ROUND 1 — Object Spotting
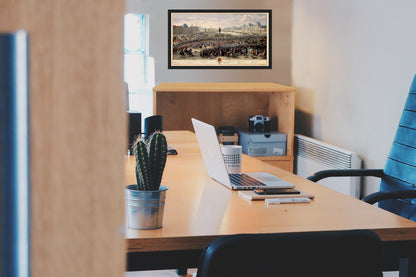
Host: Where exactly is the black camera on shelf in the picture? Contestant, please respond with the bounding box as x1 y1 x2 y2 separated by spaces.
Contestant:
248 115 271 133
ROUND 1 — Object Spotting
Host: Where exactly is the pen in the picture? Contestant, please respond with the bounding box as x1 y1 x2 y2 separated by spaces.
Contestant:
265 198 311 205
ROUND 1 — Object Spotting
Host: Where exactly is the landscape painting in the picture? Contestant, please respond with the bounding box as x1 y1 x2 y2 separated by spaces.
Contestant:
168 10 272 69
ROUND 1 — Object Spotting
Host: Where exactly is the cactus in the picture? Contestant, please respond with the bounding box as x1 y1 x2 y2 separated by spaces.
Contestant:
133 132 168 190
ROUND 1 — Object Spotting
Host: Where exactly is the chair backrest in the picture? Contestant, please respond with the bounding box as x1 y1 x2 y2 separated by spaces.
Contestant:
196 230 382 277
380 74 416 220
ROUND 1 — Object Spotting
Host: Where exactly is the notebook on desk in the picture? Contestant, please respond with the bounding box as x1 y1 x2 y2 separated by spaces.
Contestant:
191 118 295 190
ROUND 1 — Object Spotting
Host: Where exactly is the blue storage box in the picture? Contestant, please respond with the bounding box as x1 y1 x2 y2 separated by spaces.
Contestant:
238 130 287 156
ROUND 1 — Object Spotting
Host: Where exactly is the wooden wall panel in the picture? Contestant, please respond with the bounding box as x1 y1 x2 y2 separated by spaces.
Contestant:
155 91 272 131
153 83 295 172
1 1 126 276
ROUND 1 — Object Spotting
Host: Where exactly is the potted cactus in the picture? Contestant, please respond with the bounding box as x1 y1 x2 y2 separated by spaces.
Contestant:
125 132 168 230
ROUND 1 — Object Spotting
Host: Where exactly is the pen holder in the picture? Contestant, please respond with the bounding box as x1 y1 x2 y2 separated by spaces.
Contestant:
125 185 168 230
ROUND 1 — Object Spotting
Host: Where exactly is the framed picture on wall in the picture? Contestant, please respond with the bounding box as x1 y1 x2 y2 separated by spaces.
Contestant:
168 9 272 69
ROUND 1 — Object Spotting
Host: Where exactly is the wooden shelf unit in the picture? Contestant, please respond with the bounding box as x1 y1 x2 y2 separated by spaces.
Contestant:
153 82 295 172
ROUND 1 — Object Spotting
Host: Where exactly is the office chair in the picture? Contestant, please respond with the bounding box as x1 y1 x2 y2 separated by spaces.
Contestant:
308 74 416 221
196 230 382 277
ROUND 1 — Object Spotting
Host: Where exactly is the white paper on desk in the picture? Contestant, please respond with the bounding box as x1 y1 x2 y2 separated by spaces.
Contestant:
238 190 315 201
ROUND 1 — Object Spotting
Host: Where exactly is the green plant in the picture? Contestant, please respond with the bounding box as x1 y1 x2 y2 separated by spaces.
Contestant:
133 132 168 190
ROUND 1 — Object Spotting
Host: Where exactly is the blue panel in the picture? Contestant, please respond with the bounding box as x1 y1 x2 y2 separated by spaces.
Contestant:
399 109 416 129
379 176 416 221
388 142 416 167
378 197 416 221
404 93 416 111
384 158 416 184
0 31 30 277
394 126 416 148
381 74 416 220
410 74 416 93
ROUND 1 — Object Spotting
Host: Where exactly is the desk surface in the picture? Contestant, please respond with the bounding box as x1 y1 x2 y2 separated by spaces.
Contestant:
125 131 416 253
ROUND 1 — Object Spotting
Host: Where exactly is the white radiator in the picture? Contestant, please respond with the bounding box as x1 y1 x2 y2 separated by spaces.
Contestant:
294 135 362 198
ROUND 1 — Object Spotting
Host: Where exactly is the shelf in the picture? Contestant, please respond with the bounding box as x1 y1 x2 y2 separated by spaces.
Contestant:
153 82 295 172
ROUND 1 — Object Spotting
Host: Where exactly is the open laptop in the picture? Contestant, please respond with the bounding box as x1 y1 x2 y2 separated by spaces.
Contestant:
191 118 295 190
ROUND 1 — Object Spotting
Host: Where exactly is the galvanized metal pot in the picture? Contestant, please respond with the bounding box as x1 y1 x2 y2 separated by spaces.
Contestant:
125 185 168 230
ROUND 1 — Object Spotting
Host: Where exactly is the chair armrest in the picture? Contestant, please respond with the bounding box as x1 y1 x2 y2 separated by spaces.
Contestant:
363 190 416 205
307 169 385 182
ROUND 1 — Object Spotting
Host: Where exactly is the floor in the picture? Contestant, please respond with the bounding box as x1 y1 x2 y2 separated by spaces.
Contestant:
384 272 399 277
125 269 397 277
125 269 197 277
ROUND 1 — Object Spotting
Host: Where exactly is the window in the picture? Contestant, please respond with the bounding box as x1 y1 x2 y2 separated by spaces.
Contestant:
124 13 154 120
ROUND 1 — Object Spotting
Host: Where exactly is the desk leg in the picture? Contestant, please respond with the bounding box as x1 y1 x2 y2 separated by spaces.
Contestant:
399 257 416 277
127 250 201 271
176 268 187 275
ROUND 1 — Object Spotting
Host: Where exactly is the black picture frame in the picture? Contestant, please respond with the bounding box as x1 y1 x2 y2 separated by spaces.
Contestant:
168 9 272 69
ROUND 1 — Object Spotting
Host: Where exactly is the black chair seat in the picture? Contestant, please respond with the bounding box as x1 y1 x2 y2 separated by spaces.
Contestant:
197 230 382 277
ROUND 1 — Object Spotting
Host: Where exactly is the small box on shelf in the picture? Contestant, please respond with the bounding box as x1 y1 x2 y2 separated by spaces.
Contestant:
238 130 287 157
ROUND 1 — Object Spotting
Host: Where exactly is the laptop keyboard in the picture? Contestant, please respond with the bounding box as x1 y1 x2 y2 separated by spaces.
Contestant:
229 173 266 189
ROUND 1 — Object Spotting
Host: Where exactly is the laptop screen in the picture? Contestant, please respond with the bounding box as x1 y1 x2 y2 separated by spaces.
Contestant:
191 118 232 187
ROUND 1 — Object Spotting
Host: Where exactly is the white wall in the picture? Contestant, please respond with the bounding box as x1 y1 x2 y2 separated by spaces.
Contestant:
127 0 416 196
292 0 416 195
126 0 293 85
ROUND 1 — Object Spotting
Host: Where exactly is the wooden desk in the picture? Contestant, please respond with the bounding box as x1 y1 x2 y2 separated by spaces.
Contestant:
125 131 416 273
